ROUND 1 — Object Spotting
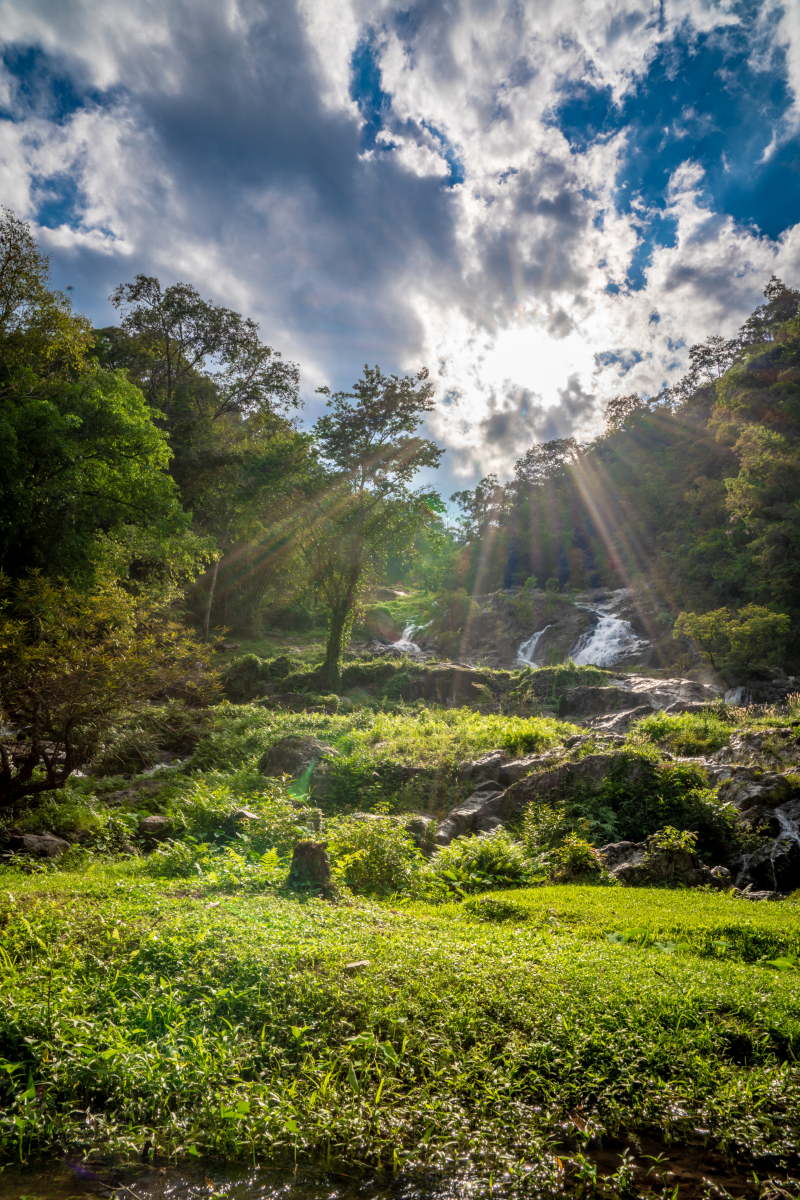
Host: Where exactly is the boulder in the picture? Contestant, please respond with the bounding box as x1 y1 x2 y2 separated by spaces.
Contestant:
595 835 731 889
436 752 631 846
714 767 799 811
732 799 800 893
259 735 338 779
288 839 331 888
137 815 172 840
455 749 562 788
615 675 722 710
4 832 71 859
588 705 652 734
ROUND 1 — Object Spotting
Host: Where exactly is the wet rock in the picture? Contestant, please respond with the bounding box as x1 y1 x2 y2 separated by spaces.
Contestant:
288 839 331 888
4 832 71 859
137 815 172 840
259 735 338 779
732 800 800 892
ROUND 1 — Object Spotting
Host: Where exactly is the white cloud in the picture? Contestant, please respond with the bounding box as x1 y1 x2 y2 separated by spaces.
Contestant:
0 0 799 494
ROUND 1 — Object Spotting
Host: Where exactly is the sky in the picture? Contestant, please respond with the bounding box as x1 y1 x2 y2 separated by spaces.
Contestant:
2 0 800 500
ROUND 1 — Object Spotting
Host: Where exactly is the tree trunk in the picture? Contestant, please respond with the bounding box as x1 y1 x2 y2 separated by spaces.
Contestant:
203 556 220 641
203 522 231 640
319 607 349 692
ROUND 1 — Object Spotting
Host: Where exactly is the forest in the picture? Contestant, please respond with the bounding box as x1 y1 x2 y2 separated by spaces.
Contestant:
1 207 799 1198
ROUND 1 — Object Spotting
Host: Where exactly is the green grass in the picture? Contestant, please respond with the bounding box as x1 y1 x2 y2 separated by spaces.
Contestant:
1 868 798 1179
629 710 733 756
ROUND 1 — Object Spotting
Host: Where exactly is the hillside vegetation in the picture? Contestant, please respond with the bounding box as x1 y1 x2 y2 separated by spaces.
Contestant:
1 211 800 1196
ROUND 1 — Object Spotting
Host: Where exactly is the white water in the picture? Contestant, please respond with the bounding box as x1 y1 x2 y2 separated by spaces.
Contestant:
569 590 650 667
516 625 552 667
393 622 423 654
515 589 650 669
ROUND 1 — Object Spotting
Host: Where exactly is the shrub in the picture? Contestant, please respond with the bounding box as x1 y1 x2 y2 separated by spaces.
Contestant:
430 830 535 893
326 814 423 894
549 834 602 882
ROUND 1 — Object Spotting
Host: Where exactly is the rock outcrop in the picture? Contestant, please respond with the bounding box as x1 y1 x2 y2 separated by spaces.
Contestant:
436 752 632 846
596 837 731 888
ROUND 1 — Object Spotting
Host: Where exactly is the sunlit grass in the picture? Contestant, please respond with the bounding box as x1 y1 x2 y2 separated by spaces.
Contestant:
0 870 798 1173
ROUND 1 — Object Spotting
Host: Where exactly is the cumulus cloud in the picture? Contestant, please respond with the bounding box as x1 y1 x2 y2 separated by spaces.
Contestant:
1 0 799 497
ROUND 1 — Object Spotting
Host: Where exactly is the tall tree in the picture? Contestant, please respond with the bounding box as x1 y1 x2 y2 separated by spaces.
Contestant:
0 211 188 583
297 365 444 690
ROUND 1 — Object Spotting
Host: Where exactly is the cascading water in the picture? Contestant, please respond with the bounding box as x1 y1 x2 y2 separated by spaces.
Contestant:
516 625 552 667
393 622 423 654
570 591 649 667
514 589 650 669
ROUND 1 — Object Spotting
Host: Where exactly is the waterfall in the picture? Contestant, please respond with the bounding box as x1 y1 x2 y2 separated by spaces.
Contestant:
394 622 423 653
571 591 649 667
517 625 552 667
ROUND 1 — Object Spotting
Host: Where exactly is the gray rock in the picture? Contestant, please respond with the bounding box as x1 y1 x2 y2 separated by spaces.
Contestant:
662 700 714 716
137 815 172 839
456 751 510 784
5 832 71 858
615 675 722 710
732 800 800 892
711 727 800 770
588 705 652 734
595 835 730 889
436 752 634 846
259 735 338 779
716 767 799 811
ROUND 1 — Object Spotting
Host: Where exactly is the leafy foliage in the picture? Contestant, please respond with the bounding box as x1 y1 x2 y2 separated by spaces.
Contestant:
0 573 217 806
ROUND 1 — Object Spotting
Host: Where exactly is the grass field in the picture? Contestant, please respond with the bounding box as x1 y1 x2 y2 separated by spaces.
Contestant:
1 865 798 1191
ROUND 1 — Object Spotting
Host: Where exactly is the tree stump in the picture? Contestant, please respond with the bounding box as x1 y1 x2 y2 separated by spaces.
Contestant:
288 839 331 888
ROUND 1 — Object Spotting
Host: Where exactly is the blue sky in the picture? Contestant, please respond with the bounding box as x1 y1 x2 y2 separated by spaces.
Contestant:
1 0 799 496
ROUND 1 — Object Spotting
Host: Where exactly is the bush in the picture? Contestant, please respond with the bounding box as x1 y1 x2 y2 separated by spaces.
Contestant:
326 814 423 894
549 834 603 882
430 830 536 893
